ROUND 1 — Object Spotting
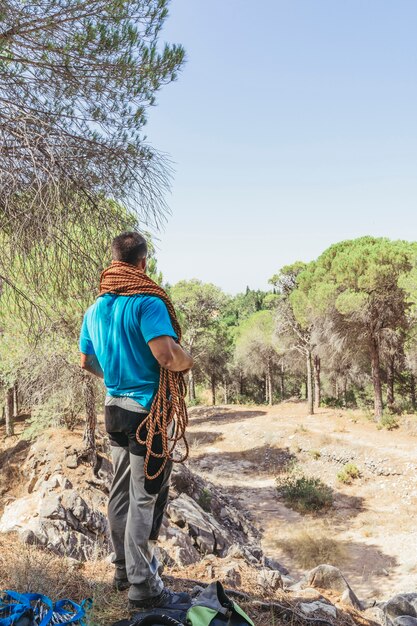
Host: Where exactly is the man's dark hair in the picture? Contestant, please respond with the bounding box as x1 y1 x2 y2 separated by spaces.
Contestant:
111 231 148 265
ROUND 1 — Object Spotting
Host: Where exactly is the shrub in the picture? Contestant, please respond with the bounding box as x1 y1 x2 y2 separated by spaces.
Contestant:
276 475 333 512
198 487 212 512
278 529 347 568
309 449 321 460
377 414 399 431
321 396 344 408
337 462 360 484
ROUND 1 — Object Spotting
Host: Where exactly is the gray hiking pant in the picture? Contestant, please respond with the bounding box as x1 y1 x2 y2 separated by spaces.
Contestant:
108 437 172 601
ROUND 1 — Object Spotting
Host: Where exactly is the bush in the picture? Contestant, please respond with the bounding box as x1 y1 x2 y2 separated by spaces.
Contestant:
198 487 212 512
278 529 347 569
321 396 344 408
276 475 333 513
377 414 399 431
337 462 360 484
309 449 321 460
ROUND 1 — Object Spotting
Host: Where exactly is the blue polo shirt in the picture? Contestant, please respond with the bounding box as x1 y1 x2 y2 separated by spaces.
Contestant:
79 294 177 410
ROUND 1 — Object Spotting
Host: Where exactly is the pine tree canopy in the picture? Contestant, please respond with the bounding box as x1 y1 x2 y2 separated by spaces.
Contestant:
0 0 185 248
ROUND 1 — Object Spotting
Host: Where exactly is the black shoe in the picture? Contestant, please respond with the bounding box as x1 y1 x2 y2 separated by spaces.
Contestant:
128 588 191 611
113 575 130 591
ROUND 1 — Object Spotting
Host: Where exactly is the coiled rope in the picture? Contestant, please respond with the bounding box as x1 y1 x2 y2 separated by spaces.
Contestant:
99 261 189 479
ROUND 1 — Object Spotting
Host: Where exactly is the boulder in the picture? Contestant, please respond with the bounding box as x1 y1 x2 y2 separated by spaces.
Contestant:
382 594 417 626
0 486 109 562
167 493 233 556
298 565 363 610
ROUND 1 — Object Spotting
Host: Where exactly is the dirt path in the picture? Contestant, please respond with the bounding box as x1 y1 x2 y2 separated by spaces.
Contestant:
187 403 417 601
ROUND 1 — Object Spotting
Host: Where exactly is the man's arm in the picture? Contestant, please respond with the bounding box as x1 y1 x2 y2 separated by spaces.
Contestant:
148 336 193 372
80 353 104 379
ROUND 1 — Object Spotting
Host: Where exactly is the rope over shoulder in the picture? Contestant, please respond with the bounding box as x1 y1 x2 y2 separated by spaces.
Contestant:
99 261 189 480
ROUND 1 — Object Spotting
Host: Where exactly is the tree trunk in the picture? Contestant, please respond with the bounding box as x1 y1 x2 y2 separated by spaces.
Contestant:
313 355 321 410
265 374 268 404
188 369 196 402
211 374 216 406
239 371 244 397
386 356 395 410
334 378 339 399
306 350 314 415
279 360 285 401
5 387 14 437
223 377 228 405
370 337 383 420
267 360 273 406
343 377 348 408
410 374 416 411
13 382 19 419
82 373 97 461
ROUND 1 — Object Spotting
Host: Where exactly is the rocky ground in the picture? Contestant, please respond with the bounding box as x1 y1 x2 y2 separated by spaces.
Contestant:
0 403 416 626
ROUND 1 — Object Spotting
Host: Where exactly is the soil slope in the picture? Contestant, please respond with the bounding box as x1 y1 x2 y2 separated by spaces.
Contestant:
187 402 417 600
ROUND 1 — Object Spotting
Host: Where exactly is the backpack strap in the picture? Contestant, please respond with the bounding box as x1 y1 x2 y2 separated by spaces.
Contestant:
134 616 185 626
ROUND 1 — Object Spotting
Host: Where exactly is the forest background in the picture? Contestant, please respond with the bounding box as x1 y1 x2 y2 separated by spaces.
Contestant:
1 0 417 453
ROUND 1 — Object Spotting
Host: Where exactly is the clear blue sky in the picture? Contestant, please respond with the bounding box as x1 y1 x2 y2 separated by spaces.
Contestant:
146 0 417 294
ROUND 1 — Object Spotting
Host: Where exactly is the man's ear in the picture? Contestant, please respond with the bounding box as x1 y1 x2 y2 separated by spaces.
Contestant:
140 257 147 271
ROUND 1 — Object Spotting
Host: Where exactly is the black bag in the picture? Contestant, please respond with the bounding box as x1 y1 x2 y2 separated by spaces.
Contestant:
114 582 254 626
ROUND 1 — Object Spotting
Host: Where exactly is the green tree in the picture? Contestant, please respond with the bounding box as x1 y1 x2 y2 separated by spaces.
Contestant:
170 280 228 402
291 237 415 420
270 263 316 413
0 203 149 456
235 310 283 405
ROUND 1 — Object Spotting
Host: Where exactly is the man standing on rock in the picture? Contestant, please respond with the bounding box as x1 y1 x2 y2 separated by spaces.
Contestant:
79 231 193 610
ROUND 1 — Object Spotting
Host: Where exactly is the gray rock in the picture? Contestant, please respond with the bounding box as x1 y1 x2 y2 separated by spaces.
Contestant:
160 525 200 566
301 565 363 610
1 481 110 562
223 566 242 588
393 619 417 626
167 493 233 556
227 544 246 559
382 594 417 626
19 529 37 545
39 495 65 520
257 568 283 591
65 455 78 469
263 555 290 575
299 601 337 619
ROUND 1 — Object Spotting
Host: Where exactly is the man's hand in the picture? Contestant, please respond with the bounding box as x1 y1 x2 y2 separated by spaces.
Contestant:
148 336 193 372
80 353 104 379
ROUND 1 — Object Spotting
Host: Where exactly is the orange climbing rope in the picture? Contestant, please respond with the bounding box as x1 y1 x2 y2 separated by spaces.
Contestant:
99 261 189 479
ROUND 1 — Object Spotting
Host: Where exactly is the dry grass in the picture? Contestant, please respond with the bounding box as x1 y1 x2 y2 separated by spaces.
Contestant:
0 536 286 626
277 528 348 569
0 535 127 626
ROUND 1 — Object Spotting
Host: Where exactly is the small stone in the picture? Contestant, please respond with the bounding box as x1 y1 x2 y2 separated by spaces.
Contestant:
27 474 37 494
65 455 78 469
257 568 283 591
227 544 245 559
263 556 290 575
299 601 337 619
223 566 242 588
